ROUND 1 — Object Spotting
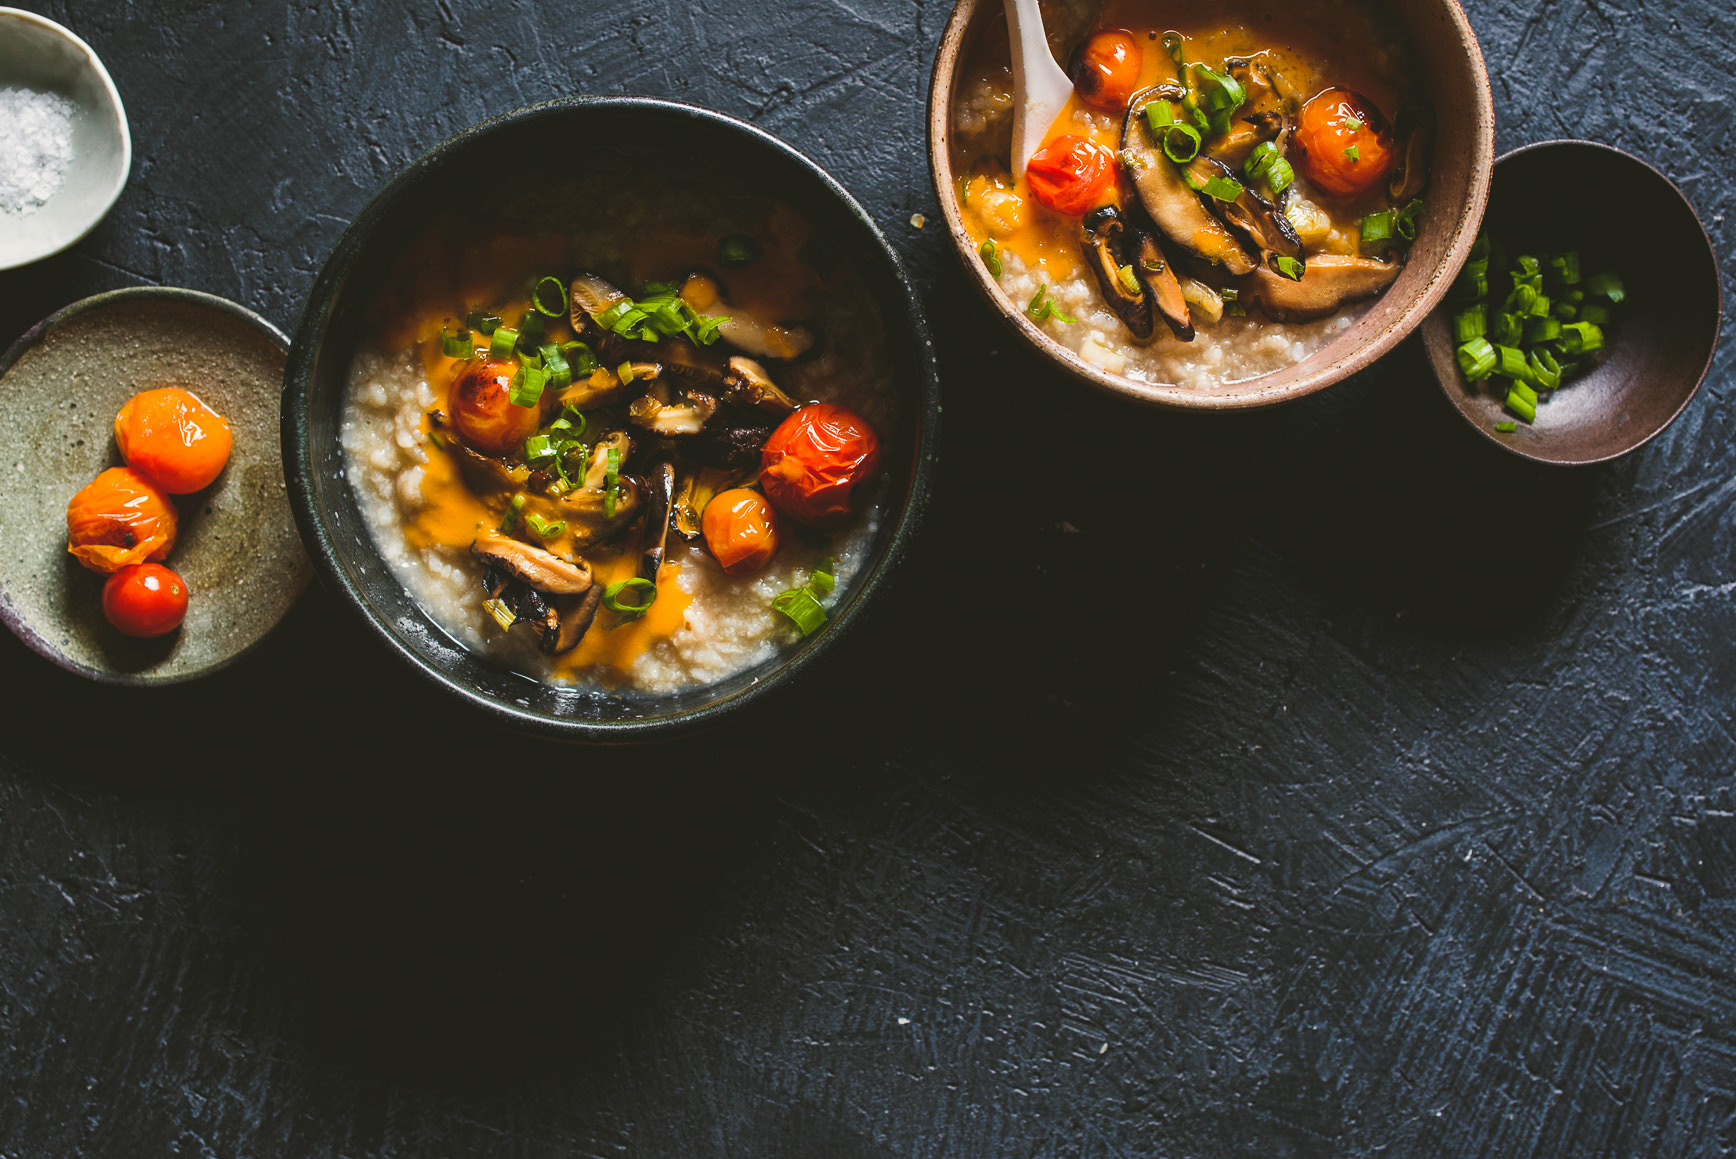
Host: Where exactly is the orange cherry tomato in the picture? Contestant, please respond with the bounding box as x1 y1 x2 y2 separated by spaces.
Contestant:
114 386 232 494
1291 88 1395 198
101 563 189 638
1025 134 1117 216
448 356 540 456
759 403 881 528
702 488 781 575
1070 29 1143 113
66 467 179 574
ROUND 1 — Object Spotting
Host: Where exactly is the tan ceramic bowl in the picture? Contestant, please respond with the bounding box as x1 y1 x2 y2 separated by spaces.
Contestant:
927 0 1495 410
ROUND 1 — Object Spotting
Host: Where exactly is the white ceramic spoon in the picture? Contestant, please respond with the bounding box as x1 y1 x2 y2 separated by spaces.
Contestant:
1004 0 1074 176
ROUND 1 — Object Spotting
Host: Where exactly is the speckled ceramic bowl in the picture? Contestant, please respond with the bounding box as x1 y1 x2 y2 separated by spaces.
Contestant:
1422 140 1721 464
0 8 130 270
284 97 940 743
928 0 1495 410
0 287 312 683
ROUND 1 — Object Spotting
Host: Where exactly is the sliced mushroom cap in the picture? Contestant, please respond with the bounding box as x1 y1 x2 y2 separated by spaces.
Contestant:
1241 254 1401 322
559 363 649 411
672 464 734 541
639 459 675 581
722 356 797 415
628 381 719 436
446 437 530 496
1204 57 1286 168
1387 103 1435 204
471 528 593 595
1122 87 1258 277
1132 227 1195 341
1189 155 1304 265
1080 206 1154 342
581 432 633 491
548 586 603 654
680 273 818 362
569 272 627 335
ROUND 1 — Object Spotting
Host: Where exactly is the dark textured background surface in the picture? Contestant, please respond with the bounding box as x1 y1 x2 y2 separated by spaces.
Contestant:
2 0 1733 1155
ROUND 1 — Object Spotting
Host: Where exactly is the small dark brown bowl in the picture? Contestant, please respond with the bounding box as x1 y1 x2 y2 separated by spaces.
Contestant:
1422 140 1722 464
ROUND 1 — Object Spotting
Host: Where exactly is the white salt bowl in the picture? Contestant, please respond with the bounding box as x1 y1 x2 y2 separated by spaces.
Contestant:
0 8 130 270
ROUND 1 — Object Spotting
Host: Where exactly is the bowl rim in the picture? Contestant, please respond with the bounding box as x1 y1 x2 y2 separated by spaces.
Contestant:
0 6 132 272
1424 137 1724 466
283 95 941 743
925 0 1495 411
0 284 298 685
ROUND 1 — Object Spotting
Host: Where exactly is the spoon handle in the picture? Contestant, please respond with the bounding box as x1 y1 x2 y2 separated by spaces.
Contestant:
1005 0 1074 175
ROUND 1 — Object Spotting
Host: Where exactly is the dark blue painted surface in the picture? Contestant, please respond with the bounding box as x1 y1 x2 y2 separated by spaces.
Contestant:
0 1 1732 1155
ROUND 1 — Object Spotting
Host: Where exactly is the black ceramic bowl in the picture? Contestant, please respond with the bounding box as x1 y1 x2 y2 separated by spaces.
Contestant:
284 98 939 742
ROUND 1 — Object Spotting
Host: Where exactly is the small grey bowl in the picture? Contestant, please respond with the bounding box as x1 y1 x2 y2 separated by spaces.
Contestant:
0 8 131 270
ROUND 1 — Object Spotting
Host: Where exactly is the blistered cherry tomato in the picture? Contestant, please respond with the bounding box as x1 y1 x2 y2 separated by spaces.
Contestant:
114 387 232 494
448 356 540 455
66 467 179 574
702 488 781 575
102 563 189 638
1070 29 1143 113
759 403 881 528
1291 88 1395 198
1025 134 1117 216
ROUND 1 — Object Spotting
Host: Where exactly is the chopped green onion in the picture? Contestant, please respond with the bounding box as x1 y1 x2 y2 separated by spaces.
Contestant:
617 360 637 385
499 493 526 533
427 429 446 450
720 235 761 268
809 557 836 595
1553 300 1579 321
1527 347 1562 391
523 512 565 539
1244 140 1278 180
467 309 502 335
1344 144 1360 161
1163 122 1202 163
1549 251 1581 286
1526 292 1552 319
1455 272 1489 300
1395 199 1423 241
771 587 827 636
524 434 555 463
979 238 1003 279
1201 174 1243 202
1505 382 1538 424
1264 155 1294 196
1456 336 1497 381
1585 271 1625 303
1494 344 1528 380
562 341 599 375
1343 114 1364 133
1495 421 1517 433
483 598 516 631
517 309 547 341
1513 254 1542 284
1453 304 1487 344
540 343 571 389
602 577 657 618
1027 284 1077 324
604 445 620 519
1190 62 1245 136
509 366 546 408
532 276 568 317
489 326 520 359
1491 312 1523 347
1523 318 1562 345
1117 264 1140 294
1560 321 1604 354
1361 211 1395 243
1273 255 1304 281
441 328 472 359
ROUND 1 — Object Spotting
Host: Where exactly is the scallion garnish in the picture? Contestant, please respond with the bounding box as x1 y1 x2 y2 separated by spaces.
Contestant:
500 493 526 534
1117 264 1140 294
1527 347 1562 391
1395 199 1423 241
1453 304 1487 344
1273 255 1304 281
1505 382 1538 424
1201 174 1243 202
532 276 568 317
540 343 571 389
517 309 547 342
1027 284 1077 324
1495 421 1517 433
1560 321 1604 355
1343 144 1360 161
1549 251 1581 286
1457 336 1496 381
1361 211 1395 243
979 238 1003 279
604 445 621 518
1523 317 1562 346
602 577 657 619
441 327 472 359
467 310 502 335
509 365 546 408
1585 272 1625 304
563 341 599 374
1494 344 1527 381
524 434 554 463
770 556 837 636
489 326 519 359
522 512 564 539
720 235 760 268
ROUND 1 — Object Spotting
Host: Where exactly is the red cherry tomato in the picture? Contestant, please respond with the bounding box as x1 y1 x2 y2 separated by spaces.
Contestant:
759 403 881 528
448 356 540 456
1025 134 1117 216
1070 29 1143 113
1291 88 1395 198
102 563 189 638
702 488 781 575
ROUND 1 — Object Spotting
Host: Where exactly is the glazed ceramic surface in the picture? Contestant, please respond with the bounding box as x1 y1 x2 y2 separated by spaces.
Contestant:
0 288 311 683
284 97 940 743
1422 140 1721 464
0 8 130 269
927 0 1495 410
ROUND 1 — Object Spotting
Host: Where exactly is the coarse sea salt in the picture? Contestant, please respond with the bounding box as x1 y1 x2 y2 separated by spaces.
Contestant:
0 86 78 217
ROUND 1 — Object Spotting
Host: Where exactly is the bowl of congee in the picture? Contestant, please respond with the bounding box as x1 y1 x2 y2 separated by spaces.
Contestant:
284 98 938 741
929 0 1494 409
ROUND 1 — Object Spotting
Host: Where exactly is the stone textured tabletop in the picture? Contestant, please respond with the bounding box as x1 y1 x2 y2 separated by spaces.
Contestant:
1 1 1732 1155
